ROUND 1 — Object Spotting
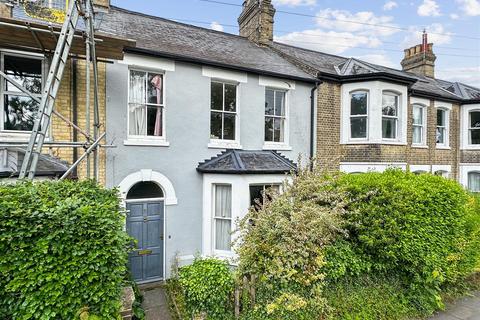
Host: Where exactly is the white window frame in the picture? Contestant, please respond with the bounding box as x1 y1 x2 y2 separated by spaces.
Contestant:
212 184 233 255
412 103 427 147
208 80 241 149
381 91 400 140
249 183 281 210
0 51 45 139
468 110 480 146
340 81 407 145
460 104 480 150
263 87 290 150
125 67 169 147
467 171 480 193
435 101 452 149
349 90 369 141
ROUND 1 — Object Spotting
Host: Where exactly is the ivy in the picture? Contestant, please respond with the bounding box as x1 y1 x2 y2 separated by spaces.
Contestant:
0 180 131 319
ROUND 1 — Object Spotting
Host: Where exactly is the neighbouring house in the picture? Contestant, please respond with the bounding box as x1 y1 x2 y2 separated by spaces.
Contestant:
0 0 133 182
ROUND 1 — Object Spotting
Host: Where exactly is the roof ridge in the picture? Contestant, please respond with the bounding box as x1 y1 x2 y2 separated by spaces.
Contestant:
273 41 348 61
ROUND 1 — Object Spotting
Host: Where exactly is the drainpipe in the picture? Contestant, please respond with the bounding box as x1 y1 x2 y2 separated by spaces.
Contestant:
71 58 78 178
310 80 321 168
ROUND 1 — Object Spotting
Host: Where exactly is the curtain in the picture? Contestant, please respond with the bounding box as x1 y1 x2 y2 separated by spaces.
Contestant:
129 72 146 135
214 185 232 251
151 75 163 136
468 172 480 192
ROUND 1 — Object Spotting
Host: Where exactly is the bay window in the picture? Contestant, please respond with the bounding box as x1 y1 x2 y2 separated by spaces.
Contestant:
265 88 286 143
412 104 426 145
210 81 237 141
213 184 232 251
128 69 164 138
1 53 43 132
382 92 399 139
350 91 368 139
468 172 480 193
436 108 448 146
469 111 480 145
249 184 280 210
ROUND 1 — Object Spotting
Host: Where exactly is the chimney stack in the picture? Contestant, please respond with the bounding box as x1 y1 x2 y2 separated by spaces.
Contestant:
401 30 436 78
0 2 12 18
238 0 275 46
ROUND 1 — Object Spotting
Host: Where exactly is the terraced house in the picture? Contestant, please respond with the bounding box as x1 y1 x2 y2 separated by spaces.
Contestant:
1 0 478 284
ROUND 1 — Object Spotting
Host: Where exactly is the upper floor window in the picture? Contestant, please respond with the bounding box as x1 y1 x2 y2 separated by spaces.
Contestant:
468 172 480 193
213 184 232 251
210 81 237 141
264 88 286 143
1 53 43 132
412 104 426 145
350 91 368 139
128 70 164 138
382 92 399 139
469 111 480 145
436 108 448 146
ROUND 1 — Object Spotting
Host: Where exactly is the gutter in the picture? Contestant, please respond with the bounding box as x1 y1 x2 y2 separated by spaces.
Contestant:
409 89 465 104
124 47 318 84
310 80 321 163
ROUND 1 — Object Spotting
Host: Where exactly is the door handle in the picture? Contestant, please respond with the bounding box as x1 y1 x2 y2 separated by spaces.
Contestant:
160 235 164 240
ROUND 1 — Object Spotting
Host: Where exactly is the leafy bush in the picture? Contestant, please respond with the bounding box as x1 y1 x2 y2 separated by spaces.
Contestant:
0 180 130 319
328 170 480 313
236 169 348 319
178 257 235 319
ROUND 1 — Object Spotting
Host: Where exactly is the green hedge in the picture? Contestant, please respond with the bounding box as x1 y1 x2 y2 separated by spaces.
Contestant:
0 180 131 319
178 258 235 320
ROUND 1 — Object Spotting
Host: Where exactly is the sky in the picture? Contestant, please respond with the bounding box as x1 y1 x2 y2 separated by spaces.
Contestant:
111 0 480 87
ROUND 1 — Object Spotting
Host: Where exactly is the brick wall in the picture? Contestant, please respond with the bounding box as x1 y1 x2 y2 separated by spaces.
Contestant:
47 59 107 185
316 80 461 179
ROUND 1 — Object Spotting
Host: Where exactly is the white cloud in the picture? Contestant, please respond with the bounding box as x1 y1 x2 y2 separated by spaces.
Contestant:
402 23 452 48
417 0 441 16
315 9 399 37
383 1 398 11
210 21 224 32
456 0 480 16
273 0 316 6
450 13 460 19
436 67 480 87
355 53 397 68
275 29 382 55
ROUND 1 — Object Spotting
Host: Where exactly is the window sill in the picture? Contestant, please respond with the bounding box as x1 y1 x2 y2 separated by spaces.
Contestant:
412 144 429 149
263 143 292 151
436 145 451 150
123 139 170 147
208 140 242 150
341 140 407 146
461 145 480 150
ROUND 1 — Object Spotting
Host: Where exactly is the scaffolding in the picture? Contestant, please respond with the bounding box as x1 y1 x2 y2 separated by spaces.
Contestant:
0 0 113 181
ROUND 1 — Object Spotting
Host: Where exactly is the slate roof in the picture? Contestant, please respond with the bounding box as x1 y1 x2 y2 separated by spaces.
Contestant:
197 150 296 174
0 149 69 178
272 42 480 102
97 6 316 82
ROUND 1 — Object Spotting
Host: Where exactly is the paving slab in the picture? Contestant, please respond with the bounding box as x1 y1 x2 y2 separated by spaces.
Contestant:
430 292 480 320
139 283 172 320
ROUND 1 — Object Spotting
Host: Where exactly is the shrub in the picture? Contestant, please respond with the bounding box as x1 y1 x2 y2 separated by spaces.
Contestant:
236 169 348 319
178 257 235 319
332 170 480 313
0 180 130 319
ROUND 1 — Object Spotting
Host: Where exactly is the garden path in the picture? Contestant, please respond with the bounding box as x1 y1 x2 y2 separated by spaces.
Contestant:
139 283 172 320
430 291 480 320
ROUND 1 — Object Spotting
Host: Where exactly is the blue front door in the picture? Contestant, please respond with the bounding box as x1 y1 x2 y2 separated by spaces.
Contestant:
126 201 164 283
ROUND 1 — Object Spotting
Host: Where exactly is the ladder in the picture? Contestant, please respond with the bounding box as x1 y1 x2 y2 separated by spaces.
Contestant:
18 0 80 179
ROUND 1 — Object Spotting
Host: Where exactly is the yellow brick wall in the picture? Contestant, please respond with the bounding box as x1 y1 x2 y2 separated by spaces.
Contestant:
47 59 107 185
316 81 461 179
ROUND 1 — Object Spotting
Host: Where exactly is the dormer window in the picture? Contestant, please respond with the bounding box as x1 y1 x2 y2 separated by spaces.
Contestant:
350 91 368 139
469 110 480 145
382 92 399 139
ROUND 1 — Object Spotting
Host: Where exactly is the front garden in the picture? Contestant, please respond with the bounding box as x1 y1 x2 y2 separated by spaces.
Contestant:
168 169 480 320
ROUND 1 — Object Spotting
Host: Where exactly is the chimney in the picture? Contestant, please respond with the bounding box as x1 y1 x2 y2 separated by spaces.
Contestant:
238 0 275 45
93 0 110 9
401 30 436 78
